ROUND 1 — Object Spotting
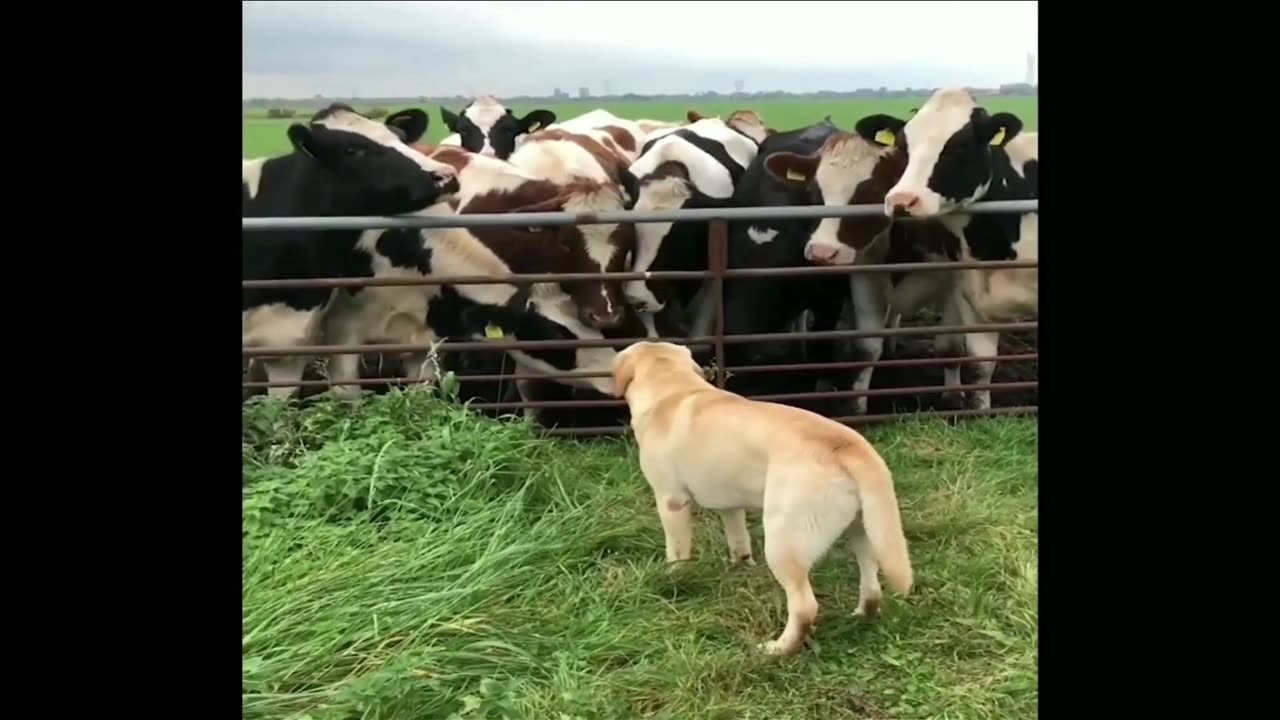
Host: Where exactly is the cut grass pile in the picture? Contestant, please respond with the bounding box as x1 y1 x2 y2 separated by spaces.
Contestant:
243 390 1038 720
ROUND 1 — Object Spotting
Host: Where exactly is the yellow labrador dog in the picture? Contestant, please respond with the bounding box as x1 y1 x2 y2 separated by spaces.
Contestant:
612 341 913 655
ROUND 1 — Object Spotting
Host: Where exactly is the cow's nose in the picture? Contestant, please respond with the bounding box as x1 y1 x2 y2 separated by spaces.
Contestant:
583 306 623 329
804 242 839 264
886 190 920 216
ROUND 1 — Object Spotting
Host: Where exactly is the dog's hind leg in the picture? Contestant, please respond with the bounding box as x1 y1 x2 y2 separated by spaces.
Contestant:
759 473 860 655
848 520 883 618
718 508 755 566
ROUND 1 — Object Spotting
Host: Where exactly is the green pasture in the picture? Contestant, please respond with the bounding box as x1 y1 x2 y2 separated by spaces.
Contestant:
243 391 1038 720
242 97 1039 158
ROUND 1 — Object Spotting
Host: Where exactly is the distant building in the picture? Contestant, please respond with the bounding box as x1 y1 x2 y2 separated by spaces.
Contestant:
578 86 590 99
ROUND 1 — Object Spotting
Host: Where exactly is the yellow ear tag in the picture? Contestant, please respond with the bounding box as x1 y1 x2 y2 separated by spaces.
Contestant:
484 324 504 339
785 169 806 182
527 122 541 132
874 129 896 147
989 128 1006 146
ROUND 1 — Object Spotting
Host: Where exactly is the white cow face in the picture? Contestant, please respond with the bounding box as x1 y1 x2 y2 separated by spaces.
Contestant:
762 114 906 266
441 96 556 160
286 104 459 215
884 88 1024 218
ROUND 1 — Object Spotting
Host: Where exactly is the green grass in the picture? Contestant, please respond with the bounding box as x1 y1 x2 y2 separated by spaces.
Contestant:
243 390 1038 720
242 97 1039 158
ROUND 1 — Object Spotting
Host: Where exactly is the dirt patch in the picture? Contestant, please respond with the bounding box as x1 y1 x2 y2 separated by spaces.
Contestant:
864 307 1038 414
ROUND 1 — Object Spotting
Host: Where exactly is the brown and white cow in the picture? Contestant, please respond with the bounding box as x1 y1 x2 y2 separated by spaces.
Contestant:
497 124 652 329
322 213 638 403
542 108 650 157
763 111 1020 411
425 145 636 331
438 95 556 160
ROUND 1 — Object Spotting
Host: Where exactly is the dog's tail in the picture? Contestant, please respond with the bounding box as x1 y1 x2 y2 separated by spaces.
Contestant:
837 445 913 595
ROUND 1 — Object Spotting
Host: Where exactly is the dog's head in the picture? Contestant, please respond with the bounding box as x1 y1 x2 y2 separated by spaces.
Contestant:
611 341 702 398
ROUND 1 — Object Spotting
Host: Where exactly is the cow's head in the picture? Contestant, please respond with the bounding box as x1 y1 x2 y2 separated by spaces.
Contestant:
884 88 1024 218
762 114 907 265
626 161 731 312
510 182 634 331
287 103 459 215
458 291 643 397
440 96 556 160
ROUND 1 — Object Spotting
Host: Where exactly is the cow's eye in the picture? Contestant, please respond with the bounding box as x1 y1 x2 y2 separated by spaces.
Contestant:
345 146 366 158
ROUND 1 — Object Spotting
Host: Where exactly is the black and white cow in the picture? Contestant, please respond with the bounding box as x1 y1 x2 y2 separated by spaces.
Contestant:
884 87 1038 324
242 103 459 397
439 95 557 160
454 289 657 428
761 93 1036 411
715 116 864 411
624 111 767 337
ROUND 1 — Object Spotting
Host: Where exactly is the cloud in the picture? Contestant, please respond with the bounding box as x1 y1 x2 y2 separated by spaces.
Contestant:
243 0 1038 98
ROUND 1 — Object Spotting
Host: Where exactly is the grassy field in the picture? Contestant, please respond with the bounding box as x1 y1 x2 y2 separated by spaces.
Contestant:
242 97 1039 158
243 390 1038 720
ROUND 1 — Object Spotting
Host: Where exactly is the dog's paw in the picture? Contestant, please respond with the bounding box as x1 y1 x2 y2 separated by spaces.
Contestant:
853 596 882 618
757 639 798 656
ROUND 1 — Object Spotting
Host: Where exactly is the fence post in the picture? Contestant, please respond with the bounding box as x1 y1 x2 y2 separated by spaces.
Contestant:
710 218 728 389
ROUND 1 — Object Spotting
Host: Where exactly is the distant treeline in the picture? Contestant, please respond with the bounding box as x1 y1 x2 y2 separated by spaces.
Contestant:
244 84 1038 110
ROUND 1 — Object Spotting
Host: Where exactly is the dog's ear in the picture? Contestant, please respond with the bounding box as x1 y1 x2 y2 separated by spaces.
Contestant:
612 352 637 398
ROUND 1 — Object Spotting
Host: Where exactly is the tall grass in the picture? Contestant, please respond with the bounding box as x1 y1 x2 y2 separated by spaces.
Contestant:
244 390 1038 719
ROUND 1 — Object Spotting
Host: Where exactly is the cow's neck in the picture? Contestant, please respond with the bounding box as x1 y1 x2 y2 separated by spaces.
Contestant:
263 153 357 217
935 147 1037 261
979 147 1035 204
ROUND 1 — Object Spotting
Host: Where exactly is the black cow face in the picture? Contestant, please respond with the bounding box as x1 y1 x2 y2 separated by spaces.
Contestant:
441 100 557 160
286 105 459 216
457 294 624 397
885 88 1023 218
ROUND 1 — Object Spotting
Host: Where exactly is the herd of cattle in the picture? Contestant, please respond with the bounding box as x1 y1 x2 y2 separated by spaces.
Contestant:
242 87 1039 428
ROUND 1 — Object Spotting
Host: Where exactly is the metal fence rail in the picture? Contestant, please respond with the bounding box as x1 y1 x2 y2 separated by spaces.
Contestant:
242 200 1038 435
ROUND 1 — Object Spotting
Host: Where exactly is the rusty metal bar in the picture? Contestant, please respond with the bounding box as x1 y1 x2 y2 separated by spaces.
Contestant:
242 199 1039 232
750 381 1037 404
724 353 1037 374
538 405 1040 436
711 219 728 389
241 259 1039 291
456 380 1035 411
243 353 1039 389
242 321 1037 358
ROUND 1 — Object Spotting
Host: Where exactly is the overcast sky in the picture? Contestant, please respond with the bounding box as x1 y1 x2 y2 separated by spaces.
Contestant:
242 0 1038 99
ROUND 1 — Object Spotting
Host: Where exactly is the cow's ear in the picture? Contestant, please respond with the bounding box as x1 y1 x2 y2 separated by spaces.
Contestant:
977 112 1022 147
686 110 706 123
854 114 907 148
287 124 319 159
459 305 511 340
385 109 429 144
519 109 556 134
440 107 462 133
764 151 818 185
